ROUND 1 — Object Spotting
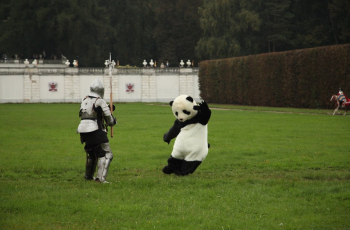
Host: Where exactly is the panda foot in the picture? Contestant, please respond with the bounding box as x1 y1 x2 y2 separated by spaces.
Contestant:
162 166 174 174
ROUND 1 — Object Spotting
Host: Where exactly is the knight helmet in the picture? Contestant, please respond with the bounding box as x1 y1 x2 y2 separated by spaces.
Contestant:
89 79 104 98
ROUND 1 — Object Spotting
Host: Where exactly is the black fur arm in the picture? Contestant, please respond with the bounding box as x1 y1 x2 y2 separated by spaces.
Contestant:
163 120 182 144
193 101 211 125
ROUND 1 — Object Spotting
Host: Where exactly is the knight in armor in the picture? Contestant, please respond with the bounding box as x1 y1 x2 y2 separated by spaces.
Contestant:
77 79 117 183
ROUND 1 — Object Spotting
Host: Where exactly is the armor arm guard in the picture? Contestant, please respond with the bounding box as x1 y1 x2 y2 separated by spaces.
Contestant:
105 114 117 126
95 99 117 126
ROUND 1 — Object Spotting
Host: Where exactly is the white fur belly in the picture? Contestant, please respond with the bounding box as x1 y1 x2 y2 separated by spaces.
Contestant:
172 123 208 161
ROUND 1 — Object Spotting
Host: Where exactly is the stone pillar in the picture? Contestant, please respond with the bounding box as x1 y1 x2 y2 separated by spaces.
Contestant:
179 74 194 96
72 74 80 100
179 75 187 95
179 68 197 97
141 74 157 102
187 75 194 96
23 68 39 102
142 75 150 101
64 68 79 102
64 74 73 101
23 75 32 102
141 68 156 102
150 75 157 100
31 75 40 102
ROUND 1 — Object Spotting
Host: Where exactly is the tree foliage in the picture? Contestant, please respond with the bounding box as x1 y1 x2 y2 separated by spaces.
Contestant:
195 0 350 59
196 0 261 60
0 0 349 66
100 0 156 66
260 0 294 52
0 0 111 66
154 0 203 66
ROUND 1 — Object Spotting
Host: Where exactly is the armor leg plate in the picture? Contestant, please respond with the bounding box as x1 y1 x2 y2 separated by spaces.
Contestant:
85 155 97 180
95 143 113 183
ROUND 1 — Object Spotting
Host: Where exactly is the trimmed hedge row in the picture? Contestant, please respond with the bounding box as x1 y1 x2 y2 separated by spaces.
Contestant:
198 44 350 108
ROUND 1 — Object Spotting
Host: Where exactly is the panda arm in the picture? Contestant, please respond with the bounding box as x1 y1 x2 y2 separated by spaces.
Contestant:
194 101 211 125
163 120 182 144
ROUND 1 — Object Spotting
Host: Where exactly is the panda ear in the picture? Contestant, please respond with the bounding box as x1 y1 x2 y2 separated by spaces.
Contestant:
186 96 194 102
169 101 173 106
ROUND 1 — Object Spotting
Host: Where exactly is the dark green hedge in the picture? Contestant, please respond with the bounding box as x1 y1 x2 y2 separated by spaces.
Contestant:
198 44 350 108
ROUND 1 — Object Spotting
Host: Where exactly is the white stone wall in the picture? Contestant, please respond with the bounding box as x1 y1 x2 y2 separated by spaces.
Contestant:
0 67 200 103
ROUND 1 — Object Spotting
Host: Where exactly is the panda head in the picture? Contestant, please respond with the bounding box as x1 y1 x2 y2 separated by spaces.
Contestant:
170 95 198 122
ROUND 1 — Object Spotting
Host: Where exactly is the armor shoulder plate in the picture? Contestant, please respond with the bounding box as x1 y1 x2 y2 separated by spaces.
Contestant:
79 97 98 119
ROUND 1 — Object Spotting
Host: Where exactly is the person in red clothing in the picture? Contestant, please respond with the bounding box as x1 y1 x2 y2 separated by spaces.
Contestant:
337 87 349 107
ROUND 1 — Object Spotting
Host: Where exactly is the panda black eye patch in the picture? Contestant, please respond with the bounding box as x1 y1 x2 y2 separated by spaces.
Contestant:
183 110 191 115
175 112 178 116
186 96 194 102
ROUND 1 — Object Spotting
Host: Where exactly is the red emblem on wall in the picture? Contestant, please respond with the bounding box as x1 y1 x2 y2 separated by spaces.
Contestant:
49 82 58 91
126 83 134 92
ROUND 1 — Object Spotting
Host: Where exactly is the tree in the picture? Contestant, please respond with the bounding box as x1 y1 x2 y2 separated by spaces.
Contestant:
289 0 336 49
195 0 261 60
153 0 203 66
101 0 156 66
328 0 350 44
1 0 350 65
0 1 11 54
259 0 294 52
287 0 350 49
0 0 110 66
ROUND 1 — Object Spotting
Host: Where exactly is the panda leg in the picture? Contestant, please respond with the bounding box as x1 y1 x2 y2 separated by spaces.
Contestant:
180 161 202 175
163 156 183 175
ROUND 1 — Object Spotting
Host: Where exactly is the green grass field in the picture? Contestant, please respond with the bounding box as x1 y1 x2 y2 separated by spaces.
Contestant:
0 103 349 230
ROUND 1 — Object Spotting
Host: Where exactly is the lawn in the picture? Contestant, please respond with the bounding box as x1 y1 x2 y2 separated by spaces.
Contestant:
0 103 349 230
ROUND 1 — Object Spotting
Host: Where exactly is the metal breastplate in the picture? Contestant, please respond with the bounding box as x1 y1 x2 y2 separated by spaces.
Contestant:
77 97 99 133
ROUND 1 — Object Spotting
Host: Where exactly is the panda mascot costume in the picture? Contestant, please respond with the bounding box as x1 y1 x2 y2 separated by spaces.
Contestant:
162 95 211 176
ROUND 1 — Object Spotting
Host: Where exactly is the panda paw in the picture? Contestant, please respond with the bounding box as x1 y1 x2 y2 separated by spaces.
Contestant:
193 101 209 111
163 134 171 144
162 166 174 174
